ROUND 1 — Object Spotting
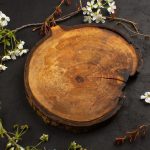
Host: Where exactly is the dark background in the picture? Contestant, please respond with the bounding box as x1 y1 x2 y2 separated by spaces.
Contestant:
0 0 150 149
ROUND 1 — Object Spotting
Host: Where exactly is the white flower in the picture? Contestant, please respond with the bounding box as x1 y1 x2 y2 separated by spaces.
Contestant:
140 92 150 104
83 15 93 23
2 55 11 61
107 1 116 14
0 11 10 27
9 51 16 60
82 7 90 15
15 49 21 56
92 9 106 23
17 41 25 50
8 43 28 60
19 49 29 56
97 0 104 8
8 50 19 60
87 0 98 12
82 0 117 24
0 64 7 71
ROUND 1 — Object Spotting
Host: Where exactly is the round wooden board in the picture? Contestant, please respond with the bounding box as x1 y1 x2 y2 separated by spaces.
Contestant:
24 25 139 130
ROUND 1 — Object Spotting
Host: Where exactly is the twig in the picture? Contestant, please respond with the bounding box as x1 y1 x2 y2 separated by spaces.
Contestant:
55 9 81 22
12 0 150 39
45 0 64 22
13 23 42 32
13 8 82 33
117 22 150 39
115 124 150 145
107 16 139 32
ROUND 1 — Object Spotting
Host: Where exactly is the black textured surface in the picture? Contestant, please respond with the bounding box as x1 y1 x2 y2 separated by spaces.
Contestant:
0 0 150 150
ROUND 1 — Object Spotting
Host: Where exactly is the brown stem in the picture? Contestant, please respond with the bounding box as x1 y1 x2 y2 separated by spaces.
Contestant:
13 9 82 32
115 124 150 145
55 9 82 22
13 0 150 40
45 0 64 23
117 22 150 39
13 23 42 32
107 16 139 32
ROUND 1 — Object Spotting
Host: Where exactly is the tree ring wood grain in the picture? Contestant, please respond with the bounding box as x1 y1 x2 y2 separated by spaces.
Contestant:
24 24 140 131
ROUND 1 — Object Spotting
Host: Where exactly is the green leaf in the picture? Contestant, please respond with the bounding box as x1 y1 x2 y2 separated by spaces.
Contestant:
6 40 10 46
0 119 6 138
0 34 2 39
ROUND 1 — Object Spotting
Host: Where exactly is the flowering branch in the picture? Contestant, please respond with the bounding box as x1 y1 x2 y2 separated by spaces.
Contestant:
0 11 29 72
13 23 42 33
12 0 150 41
0 119 87 150
115 124 150 145
117 22 150 39
0 119 49 150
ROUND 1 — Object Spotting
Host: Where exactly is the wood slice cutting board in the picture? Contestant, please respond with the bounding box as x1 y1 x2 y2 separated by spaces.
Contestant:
24 25 140 131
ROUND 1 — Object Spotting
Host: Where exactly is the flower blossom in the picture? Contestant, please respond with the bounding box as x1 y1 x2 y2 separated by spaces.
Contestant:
17 41 25 50
0 11 10 27
107 1 116 14
0 12 29 72
82 0 116 24
140 92 150 104
2 55 11 61
92 9 106 23
0 64 7 71
83 15 93 23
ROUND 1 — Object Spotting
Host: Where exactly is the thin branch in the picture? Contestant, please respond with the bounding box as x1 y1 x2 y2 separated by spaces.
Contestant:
45 0 64 22
115 124 150 145
13 23 42 32
107 16 139 32
117 22 150 39
13 9 82 32
12 2 150 40
55 9 81 22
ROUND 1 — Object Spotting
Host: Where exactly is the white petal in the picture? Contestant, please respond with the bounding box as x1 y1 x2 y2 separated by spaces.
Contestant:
140 95 147 100
145 92 150 96
111 10 115 14
107 7 111 12
1 65 7 70
113 5 116 9
93 4 98 8
2 55 11 61
21 41 25 45
11 55 16 60
82 7 86 11
91 0 95 5
18 44 23 50
87 7 92 11
6 16 10 22
96 20 100 23
0 20 8 27
145 98 150 104
92 17 96 21
87 2 91 6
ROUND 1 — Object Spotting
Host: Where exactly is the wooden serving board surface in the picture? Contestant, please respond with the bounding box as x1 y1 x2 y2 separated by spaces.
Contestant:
24 25 139 130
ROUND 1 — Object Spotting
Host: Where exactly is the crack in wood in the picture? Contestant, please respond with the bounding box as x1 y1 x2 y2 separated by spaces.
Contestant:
87 76 126 83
